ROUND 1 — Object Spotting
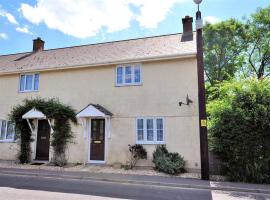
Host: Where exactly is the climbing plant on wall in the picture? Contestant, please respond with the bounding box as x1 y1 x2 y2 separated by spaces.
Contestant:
9 98 77 166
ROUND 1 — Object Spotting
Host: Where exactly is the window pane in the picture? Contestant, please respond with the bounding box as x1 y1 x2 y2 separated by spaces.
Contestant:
125 66 132 83
0 120 6 140
157 119 163 141
134 66 141 83
147 119 154 141
25 74 33 90
117 67 123 84
137 119 143 129
137 130 144 141
34 74 39 90
137 119 144 141
6 121 15 140
20 75 25 91
99 120 104 140
157 119 163 129
157 130 163 141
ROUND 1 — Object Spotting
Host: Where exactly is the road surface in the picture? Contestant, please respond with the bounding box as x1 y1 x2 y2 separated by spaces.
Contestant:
0 173 269 200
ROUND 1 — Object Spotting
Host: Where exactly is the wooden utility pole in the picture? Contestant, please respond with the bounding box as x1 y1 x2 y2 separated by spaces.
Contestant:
195 6 210 180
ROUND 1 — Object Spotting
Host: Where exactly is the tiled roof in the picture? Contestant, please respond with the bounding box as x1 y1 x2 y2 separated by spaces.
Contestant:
76 104 113 117
0 33 196 74
91 104 113 116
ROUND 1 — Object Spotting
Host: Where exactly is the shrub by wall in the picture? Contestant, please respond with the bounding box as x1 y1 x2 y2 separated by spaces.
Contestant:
208 78 270 183
126 144 147 169
153 145 185 175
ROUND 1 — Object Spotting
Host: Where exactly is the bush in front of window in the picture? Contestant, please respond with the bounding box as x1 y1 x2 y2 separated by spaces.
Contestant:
153 145 185 175
125 144 147 169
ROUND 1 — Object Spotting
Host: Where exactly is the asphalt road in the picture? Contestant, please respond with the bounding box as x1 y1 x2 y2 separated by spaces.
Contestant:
0 174 269 200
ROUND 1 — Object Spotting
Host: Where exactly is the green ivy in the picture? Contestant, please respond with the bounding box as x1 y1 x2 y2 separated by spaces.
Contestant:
9 98 77 166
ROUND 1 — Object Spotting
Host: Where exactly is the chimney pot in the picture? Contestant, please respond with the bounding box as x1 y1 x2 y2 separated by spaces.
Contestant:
33 37 45 52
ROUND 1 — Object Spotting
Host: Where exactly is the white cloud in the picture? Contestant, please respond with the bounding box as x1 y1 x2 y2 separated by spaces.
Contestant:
0 8 18 25
203 16 221 24
20 0 187 38
0 6 34 35
129 0 186 29
0 33 8 39
16 26 33 35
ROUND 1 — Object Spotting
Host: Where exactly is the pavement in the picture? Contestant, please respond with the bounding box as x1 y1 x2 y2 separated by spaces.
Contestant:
0 167 269 195
0 187 126 200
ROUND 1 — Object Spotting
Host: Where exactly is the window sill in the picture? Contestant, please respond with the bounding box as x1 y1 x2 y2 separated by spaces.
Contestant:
0 140 16 143
115 83 142 87
18 90 39 93
136 141 165 145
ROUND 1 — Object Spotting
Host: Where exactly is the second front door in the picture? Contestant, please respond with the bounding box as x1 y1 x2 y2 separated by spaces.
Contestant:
36 120 50 161
90 119 105 161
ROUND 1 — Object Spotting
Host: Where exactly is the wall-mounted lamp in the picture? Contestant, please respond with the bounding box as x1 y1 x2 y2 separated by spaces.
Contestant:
179 94 193 106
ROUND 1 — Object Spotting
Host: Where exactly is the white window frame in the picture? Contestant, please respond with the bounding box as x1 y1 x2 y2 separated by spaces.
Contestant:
136 117 165 145
0 120 15 143
19 73 39 93
115 64 142 86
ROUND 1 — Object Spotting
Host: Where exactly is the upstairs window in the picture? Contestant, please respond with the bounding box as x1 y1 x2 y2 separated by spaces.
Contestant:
116 64 141 86
19 73 39 92
136 117 165 144
0 120 15 142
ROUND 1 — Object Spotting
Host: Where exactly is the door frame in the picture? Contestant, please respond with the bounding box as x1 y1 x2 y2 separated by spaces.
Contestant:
35 119 50 161
87 118 107 164
33 119 39 161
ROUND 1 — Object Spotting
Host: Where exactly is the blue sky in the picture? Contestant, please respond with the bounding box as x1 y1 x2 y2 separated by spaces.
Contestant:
0 0 269 55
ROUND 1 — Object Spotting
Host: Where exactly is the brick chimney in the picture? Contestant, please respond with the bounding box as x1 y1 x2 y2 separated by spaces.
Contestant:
181 16 193 42
33 37 45 52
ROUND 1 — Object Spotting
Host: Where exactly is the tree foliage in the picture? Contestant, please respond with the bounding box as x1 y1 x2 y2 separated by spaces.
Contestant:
10 98 77 166
241 6 270 79
203 19 245 86
203 5 270 84
208 79 270 183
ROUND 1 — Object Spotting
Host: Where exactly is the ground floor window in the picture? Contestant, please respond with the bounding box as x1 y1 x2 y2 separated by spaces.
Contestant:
0 120 15 142
136 117 165 144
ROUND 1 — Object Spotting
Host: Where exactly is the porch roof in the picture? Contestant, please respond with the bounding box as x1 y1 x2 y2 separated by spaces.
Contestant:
22 108 46 119
76 104 113 118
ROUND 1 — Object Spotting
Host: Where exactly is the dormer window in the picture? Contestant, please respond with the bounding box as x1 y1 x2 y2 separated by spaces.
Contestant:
116 64 141 86
19 73 39 92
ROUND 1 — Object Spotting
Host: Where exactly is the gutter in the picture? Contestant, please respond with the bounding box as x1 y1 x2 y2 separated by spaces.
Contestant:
0 52 196 76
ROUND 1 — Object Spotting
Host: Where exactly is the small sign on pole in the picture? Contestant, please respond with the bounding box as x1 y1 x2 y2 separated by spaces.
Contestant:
201 119 207 127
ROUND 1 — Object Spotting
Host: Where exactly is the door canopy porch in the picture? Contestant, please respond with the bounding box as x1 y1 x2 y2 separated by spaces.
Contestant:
22 108 54 135
22 108 46 120
76 104 113 118
76 104 113 140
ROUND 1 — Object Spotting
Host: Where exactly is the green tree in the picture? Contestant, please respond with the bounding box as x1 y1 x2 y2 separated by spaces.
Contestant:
241 6 270 79
208 78 270 183
203 19 245 86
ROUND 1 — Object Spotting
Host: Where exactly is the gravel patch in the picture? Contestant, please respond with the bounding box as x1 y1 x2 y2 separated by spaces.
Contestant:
0 160 225 181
